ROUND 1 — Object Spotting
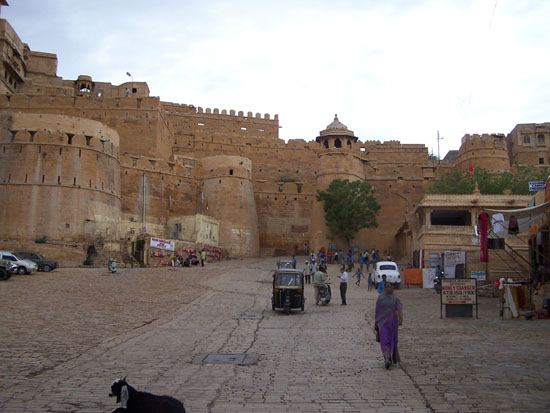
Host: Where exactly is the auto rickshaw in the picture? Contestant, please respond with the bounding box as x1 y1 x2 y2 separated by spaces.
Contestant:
271 269 305 314
277 259 295 270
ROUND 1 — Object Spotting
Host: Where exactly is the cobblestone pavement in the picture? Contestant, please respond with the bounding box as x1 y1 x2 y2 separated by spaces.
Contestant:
0 258 549 412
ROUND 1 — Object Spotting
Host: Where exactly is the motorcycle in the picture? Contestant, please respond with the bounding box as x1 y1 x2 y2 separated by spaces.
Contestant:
108 258 117 274
434 268 444 294
318 283 332 305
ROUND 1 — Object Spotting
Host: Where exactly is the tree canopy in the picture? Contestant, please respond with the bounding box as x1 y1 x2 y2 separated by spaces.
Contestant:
428 165 549 195
316 179 381 246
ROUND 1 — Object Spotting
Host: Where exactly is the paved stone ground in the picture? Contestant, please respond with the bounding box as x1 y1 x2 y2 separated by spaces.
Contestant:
0 258 549 412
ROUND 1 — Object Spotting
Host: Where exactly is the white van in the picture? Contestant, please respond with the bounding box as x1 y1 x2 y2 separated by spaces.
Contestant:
372 261 401 288
0 251 38 275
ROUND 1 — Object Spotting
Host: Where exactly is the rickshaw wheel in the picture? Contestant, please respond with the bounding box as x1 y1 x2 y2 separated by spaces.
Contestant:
272 298 276 311
301 298 305 311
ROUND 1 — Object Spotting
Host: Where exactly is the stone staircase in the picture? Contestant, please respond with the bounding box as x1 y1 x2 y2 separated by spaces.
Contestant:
488 246 530 280
84 240 139 268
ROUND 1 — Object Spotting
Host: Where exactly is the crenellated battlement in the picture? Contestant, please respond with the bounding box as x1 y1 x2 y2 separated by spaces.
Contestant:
460 133 507 147
163 102 278 123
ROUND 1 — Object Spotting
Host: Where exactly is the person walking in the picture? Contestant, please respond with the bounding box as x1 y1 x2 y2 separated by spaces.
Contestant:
200 249 206 267
364 250 370 273
367 272 374 291
377 274 387 294
338 268 348 305
359 253 364 272
374 282 403 369
354 268 363 286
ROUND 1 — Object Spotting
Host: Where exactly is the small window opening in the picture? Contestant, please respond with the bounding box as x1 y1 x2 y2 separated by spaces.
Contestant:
229 169 234 175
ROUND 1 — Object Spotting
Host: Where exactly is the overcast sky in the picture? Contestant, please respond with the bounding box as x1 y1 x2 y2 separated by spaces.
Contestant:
3 1 549 158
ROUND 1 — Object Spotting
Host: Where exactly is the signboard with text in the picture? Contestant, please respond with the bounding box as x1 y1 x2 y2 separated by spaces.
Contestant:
441 278 477 304
150 237 175 251
470 271 486 280
529 181 546 192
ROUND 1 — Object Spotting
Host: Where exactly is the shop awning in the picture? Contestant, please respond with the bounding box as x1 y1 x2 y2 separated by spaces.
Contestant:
485 202 550 238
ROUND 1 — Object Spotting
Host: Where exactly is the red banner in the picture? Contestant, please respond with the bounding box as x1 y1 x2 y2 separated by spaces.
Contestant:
479 212 488 262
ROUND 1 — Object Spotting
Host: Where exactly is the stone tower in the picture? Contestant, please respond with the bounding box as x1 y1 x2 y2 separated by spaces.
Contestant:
0 112 121 241
455 133 510 173
310 115 365 252
199 155 259 257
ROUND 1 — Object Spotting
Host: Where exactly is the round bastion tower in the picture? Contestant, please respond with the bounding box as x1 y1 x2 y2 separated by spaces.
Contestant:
455 133 510 173
199 155 260 257
0 112 121 242
310 115 365 253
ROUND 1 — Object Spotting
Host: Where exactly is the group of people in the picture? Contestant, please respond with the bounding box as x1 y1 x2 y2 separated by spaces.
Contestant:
174 249 207 267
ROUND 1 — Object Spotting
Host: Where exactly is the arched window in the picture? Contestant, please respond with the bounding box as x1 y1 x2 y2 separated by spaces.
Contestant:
334 138 342 148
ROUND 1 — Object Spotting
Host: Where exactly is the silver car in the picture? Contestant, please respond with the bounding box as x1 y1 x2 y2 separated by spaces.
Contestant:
0 251 38 275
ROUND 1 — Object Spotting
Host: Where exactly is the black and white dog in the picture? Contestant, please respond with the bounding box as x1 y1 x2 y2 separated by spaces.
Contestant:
109 377 186 413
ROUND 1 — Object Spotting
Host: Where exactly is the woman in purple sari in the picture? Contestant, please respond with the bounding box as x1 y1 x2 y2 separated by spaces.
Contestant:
374 283 403 369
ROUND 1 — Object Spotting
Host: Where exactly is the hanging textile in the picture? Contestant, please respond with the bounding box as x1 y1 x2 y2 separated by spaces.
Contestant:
485 202 550 238
479 211 488 262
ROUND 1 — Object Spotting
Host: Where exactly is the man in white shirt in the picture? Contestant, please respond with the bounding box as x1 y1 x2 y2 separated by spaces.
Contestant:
338 268 348 305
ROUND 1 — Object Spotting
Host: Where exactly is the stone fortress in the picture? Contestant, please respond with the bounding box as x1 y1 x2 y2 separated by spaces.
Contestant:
0 17 549 266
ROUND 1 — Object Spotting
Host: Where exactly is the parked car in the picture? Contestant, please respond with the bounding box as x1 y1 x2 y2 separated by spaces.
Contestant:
0 259 17 280
15 251 58 272
0 251 38 275
372 261 401 288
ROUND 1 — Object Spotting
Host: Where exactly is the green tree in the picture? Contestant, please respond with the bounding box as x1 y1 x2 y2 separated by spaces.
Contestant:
429 165 550 195
316 179 381 246
428 168 475 194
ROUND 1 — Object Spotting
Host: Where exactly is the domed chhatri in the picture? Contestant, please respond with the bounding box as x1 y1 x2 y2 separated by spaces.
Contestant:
316 114 358 146
326 114 348 130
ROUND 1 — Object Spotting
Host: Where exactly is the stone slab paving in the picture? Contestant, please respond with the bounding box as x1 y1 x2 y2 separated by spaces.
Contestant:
0 259 549 412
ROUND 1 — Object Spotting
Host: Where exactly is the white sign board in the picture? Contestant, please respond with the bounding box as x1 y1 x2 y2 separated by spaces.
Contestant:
441 279 477 304
150 237 175 251
529 181 546 192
